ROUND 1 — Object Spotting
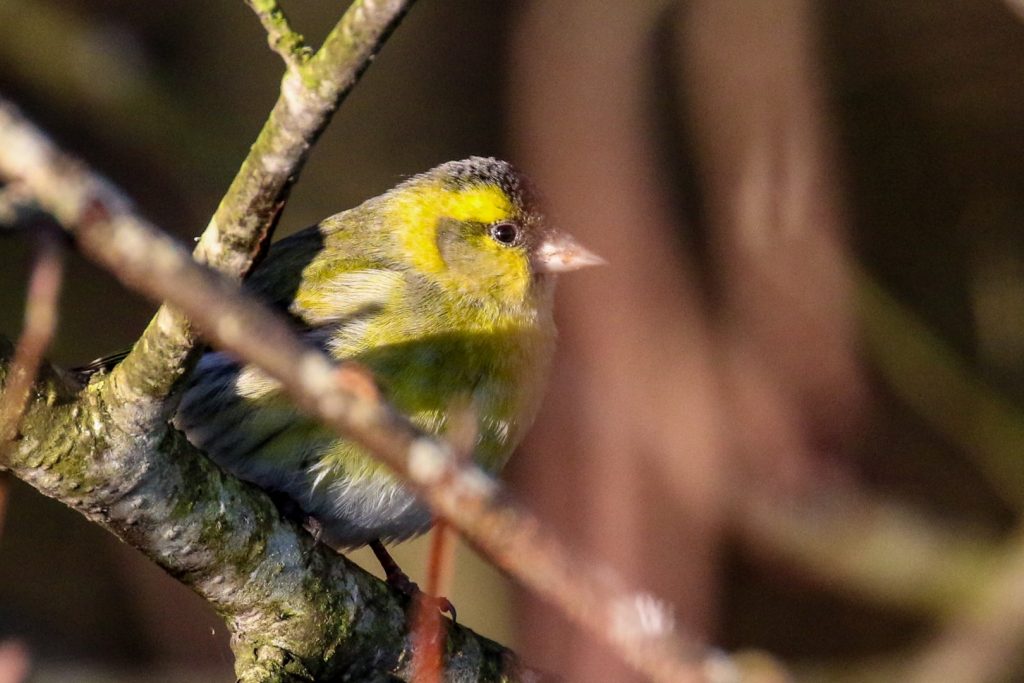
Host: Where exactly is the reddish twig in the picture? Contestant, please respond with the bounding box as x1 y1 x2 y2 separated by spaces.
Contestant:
411 521 456 683
0 229 64 447
426 521 456 607
0 639 30 683
411 400 472 682
0 226 63 586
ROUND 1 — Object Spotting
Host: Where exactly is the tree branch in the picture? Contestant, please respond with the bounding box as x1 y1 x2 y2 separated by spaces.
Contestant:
0 336 526 681
0 226 64 447
904 528 1024 683
0 98 783 681
0 0 534 677
245 0 311 70
735 488 1000 616
857 264 1024 512
0 218 64 560
106 0 417 428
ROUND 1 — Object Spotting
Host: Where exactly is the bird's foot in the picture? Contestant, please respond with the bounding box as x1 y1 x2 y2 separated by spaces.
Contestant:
369 539 457 621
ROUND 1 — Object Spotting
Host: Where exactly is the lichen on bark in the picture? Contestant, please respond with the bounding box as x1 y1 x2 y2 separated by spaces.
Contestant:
0 337 527 681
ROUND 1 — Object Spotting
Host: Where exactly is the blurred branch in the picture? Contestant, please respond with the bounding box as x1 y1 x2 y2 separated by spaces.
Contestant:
0 99 789 683
735 489 999 616
245 0 311 70
1006 0 1024 22
0 184 48 230
856 264 1024 511
0 213 64 654
0 0 240 192
0 640 29 683
905 528 1024 683
820 527 1024 683
0 229 64 448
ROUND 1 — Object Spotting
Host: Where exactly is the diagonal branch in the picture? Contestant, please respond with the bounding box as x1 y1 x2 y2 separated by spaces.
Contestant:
857 265 1024 512
0 335 529 682
0 98 783 683
104 0 417 427
0 105 530 680
904 528 1024 683
735 488 1000 616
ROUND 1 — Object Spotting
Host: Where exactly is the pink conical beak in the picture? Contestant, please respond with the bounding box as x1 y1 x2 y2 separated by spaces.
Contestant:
532 232 606 273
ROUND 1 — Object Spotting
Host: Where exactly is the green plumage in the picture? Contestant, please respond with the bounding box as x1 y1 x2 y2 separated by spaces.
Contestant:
175 158 570 547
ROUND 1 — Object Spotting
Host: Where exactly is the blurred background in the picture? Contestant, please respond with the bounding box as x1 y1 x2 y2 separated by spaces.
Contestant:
3 0 1024 681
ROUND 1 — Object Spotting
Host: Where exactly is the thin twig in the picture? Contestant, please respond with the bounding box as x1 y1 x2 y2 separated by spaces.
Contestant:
245 0 311 70
735 488 998 617
426 521 456 608
104 0 417 422
857 265 1024 512
0 226 63 565
411 522 456 683
0 100 775 683
411 401 471 682
411 562 445 683
0 229 64 447
195 0 416 277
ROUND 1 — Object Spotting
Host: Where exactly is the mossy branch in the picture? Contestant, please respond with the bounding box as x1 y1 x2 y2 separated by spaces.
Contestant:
245 0 311 69
0 0 787 679
0 337 525 682
0 96 767 683
107 0 417 427
0 0 534 677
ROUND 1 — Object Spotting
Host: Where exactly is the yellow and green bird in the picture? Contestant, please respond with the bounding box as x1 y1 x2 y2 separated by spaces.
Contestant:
174 157 602 553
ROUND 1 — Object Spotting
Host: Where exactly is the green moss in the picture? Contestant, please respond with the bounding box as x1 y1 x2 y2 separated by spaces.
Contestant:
196 488 272 570
15 391 99 490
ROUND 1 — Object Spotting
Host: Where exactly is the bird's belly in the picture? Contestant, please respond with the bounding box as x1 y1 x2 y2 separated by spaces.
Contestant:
177 321 543 547
301 462 432 548
174 351 428 546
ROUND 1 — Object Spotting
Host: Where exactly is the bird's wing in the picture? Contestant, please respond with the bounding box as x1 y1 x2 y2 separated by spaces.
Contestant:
245 221 406 332
75 221 403 376
244 224 328 319
73 349 131 377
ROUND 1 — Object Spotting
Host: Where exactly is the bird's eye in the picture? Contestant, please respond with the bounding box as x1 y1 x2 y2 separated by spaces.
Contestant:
490 222 520 246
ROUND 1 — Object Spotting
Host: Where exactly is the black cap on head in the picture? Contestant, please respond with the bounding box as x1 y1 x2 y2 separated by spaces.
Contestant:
434 156 536 213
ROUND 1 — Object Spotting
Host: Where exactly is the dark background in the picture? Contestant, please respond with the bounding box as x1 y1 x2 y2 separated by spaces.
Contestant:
4 1 1024 681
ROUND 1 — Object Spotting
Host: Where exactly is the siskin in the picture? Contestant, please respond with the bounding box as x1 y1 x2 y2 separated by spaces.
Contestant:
173 157 600 579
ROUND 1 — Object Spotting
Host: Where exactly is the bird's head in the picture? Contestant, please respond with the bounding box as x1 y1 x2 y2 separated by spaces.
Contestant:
380 157 603 318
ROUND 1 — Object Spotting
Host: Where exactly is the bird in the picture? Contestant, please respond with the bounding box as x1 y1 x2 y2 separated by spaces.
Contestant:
88 157 602 602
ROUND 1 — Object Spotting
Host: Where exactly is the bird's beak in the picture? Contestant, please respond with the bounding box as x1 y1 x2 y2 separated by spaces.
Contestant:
532 232 606 273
